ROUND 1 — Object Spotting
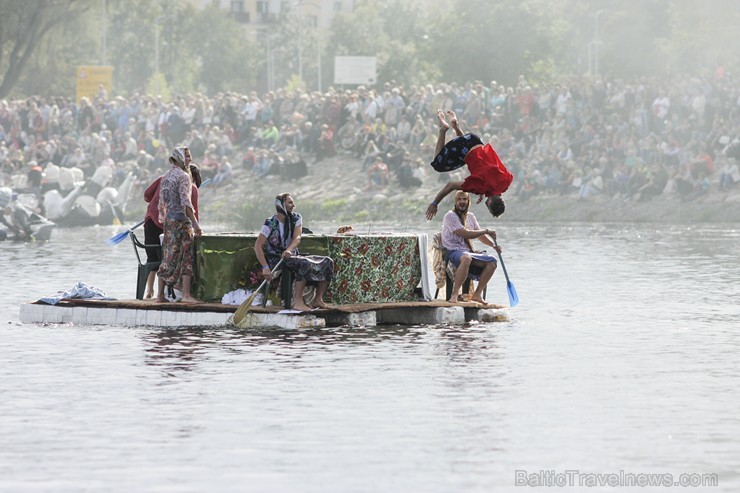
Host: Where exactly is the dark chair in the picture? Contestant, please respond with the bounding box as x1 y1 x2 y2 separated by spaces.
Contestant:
261 267 294 309
130 231 161 300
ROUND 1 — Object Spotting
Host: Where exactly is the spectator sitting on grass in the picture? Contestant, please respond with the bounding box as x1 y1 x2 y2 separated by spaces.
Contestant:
366 156 389 191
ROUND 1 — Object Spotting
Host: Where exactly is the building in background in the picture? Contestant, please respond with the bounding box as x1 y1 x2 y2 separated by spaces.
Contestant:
187 0 354 38
187 0 355 91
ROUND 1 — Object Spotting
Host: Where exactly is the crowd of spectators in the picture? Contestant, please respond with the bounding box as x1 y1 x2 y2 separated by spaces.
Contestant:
0 69 738 213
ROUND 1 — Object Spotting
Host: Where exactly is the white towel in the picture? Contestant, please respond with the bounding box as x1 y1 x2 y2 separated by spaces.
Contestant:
221 288 262 306
416 233 433 301
39 281 115 305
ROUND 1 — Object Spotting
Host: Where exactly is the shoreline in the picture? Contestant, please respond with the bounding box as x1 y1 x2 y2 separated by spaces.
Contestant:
138 153 740 227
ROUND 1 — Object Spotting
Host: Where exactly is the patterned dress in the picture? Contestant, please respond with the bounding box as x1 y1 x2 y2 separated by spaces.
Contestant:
260 213 334 282
157 165 195 289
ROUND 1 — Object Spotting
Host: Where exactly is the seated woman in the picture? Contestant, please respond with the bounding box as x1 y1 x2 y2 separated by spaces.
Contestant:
254 192 334 311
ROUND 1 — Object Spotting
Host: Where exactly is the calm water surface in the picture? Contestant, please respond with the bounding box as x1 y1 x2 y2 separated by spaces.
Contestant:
1 223 738 492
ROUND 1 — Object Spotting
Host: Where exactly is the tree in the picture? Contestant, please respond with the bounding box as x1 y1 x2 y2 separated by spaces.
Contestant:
189 6 256 94
327 0 438 88
427 0 559 86
0 0 92 99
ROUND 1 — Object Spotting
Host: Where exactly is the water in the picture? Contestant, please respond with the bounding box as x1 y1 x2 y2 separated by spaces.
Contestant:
1 223 739 492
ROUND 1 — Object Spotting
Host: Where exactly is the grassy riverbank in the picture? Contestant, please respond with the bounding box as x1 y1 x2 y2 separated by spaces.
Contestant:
188 153 740 228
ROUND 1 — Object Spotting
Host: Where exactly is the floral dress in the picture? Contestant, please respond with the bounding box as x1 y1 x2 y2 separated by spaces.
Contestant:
261 213 334 283
157 165 195 289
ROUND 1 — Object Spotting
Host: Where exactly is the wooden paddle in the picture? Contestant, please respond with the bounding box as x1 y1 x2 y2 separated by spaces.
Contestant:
232 259 284 324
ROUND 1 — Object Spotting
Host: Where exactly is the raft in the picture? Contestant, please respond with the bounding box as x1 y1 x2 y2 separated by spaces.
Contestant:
19 298 509 329
20 232 511 329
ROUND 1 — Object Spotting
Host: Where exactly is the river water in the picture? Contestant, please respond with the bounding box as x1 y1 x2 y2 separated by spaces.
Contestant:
1 222 738 492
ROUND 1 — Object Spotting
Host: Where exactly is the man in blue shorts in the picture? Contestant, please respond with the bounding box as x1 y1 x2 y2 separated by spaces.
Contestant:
441 190 501 304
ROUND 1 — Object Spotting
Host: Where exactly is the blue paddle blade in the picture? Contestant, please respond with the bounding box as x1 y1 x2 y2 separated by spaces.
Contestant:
106 219 145 246
507 280 519 307
105 230 131 246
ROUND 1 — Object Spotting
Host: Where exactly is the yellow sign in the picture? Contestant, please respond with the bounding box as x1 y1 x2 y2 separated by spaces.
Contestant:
76 66 113 103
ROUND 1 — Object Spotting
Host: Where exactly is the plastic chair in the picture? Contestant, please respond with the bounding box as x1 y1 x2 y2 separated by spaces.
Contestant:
130 231 161 300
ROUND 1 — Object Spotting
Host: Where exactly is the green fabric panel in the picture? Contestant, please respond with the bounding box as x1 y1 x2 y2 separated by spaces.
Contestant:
194 234 329 302
194 234 421 304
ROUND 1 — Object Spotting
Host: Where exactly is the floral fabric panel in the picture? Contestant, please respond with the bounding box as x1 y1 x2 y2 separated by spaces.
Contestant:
326 235 421 304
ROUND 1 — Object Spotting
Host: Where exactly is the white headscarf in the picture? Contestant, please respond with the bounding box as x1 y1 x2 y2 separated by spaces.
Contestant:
169 146 187 170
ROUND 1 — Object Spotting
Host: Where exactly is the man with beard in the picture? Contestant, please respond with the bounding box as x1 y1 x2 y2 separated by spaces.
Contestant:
441 190 501 304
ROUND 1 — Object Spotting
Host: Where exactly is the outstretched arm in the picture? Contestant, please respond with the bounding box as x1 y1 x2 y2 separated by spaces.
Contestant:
425 181 464 220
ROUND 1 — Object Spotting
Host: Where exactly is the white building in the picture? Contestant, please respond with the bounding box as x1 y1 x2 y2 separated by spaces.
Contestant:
187 0 354 33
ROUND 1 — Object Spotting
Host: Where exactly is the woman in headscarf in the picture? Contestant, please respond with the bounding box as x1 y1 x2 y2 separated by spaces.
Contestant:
143 161 203 299
254 192 334 311
156 146 202 303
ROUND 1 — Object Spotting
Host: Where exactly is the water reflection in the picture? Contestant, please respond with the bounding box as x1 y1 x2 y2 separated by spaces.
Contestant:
139 323 510 377
140 325 425 375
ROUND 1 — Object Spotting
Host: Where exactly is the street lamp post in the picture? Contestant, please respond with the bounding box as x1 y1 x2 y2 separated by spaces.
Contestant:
317 33 322 92
297 2 303 83
101 0 107 64
155 23 160 73
593 9 608 77
295 0 322 90
154 16 164 74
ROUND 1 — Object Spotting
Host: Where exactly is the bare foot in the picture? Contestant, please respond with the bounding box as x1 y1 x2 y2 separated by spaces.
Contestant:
155 297 168 303
311 300 330 309
446 110 459 130
292 302 313 312
145 290 154 299
471 295 489 305
436 109 449 131
449 295 459 303
180 296 200 304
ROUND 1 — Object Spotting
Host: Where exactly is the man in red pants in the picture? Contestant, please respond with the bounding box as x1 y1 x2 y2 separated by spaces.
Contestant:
425 110 513 221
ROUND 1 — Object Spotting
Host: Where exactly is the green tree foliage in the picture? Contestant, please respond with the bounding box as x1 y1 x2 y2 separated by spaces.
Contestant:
192 5 256 94
106 0 165 94
1 0 738 99
0 0 92 99
427 0 560 85
328 2 387 57
662 0 740 75
106 0 255 96
327 0 440 87
13 7 100 98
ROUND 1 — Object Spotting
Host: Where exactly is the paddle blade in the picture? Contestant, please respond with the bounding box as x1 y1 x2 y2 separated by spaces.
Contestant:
232 290 261 324
506 280 519 307
231 259 284 325
105 229 131 246
105 220 145 246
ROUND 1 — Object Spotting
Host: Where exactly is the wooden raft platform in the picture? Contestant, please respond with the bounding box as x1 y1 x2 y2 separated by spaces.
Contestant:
19 299 510 329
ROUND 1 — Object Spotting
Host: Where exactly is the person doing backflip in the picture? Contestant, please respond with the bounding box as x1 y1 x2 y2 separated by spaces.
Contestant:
425 110 513 221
